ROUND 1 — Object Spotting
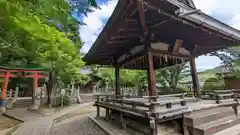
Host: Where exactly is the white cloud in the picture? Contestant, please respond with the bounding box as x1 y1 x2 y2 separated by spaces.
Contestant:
192 0 240 71
231 14 240 30
193 0 240 30
195 56 222 72
193 0 217 15
80 0 117 52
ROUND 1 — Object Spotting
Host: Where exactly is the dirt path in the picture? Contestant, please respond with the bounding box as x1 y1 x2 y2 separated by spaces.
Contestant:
50 104 107 135
6 102 97 135
50 114 107 135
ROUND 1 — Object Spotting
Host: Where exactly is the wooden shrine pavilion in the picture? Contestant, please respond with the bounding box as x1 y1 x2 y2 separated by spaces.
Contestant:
83 0 240 135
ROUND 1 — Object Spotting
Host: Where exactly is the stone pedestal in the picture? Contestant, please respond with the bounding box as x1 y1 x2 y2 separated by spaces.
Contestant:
28 88 41 111
0 99 6 113
6 87 19 110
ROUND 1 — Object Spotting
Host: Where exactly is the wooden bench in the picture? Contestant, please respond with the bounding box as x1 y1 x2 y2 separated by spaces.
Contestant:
214 90 235 103
143 93 187 99
150 98 187 108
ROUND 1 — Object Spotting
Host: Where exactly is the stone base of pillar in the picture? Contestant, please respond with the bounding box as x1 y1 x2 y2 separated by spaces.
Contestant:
6 99 15 110
28 96 41 111
28 104 40 111
0 99 6 113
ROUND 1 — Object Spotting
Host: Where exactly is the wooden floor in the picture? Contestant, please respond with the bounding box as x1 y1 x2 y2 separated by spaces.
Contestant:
95 95 239 135
100 97 237 119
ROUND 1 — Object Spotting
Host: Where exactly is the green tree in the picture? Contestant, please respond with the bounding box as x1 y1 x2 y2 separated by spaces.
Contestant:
0 0 97 106
155 64 189 93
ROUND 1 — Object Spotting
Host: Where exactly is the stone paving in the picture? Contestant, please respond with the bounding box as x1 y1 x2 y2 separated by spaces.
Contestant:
4 107 43 122
2 102 95 135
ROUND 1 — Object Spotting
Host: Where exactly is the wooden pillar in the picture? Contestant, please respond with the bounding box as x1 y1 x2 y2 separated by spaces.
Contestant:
32 72 39 103
115 66 120 97
1 71 10 99
33 72 39 91
146 52 157 97
105 95 110 119
96 95 100 117
136 0 157 98
183 122 191 135
120 112 127 129
29 72 41 111
136 0 157 134
106 108 110 119
145 36 158 135
0 71 10 113
190 58 201 98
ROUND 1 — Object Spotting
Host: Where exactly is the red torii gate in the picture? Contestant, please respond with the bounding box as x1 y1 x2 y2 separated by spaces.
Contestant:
0 67 47 112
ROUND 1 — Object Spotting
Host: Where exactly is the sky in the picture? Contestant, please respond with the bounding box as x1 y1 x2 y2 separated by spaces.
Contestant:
79 0 240 71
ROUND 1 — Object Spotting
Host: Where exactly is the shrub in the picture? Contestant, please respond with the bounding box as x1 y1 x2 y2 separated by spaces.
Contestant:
203 77 225 91
158 86 188 94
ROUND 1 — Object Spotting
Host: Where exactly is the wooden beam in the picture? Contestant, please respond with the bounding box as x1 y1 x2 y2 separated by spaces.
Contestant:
150 19 170 28
0 69 44 73
125 18 138 23
136 0 148 36
110 35 139 40
118 28 141 32
190 58 201 98
150 48 189 59
136 0 157 95
130 8 137 17
107 40 129 45
115 66 121 97
119 50 146 65
173 39 183 53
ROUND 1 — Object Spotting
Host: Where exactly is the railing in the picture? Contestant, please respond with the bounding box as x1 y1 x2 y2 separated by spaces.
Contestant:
202 89 240 103
94 93 197 119
94 92 240 133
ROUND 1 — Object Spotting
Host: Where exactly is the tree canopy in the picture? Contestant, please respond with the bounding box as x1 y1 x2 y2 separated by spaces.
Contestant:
0 0 98 86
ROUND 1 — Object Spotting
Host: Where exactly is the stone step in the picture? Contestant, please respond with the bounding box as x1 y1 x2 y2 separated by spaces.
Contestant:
213 124 240 135
15 99 32 107
193 115 240 135
184 107 234 127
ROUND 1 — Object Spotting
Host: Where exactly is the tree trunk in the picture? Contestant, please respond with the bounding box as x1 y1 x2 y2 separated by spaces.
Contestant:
76 86 82 104
46 71 54 107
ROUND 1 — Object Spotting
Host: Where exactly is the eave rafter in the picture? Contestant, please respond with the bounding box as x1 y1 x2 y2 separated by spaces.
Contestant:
100 0 139 52
110 35 139 40
106 40 129 45
150 20 170 29
118 28 141 32
125 18 138 23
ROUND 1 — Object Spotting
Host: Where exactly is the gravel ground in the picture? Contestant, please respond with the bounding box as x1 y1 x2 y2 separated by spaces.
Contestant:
50 114 107 135
0 115 22 130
